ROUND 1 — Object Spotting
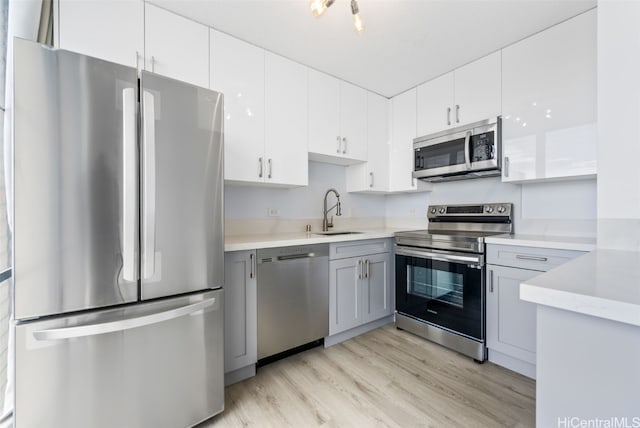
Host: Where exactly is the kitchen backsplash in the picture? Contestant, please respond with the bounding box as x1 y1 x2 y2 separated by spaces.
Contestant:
225 161 596 238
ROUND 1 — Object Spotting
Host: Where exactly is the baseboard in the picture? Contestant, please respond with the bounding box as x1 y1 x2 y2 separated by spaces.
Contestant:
488 349 536 379
224 364 256 386
324 315 395 348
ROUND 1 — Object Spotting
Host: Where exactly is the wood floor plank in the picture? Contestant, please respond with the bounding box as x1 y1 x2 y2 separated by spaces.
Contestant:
202 324 535 428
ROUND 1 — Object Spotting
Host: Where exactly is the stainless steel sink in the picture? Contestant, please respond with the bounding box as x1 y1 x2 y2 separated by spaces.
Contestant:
313 231 363 236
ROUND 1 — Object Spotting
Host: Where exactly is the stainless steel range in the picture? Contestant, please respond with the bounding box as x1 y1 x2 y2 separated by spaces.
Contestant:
394 203 513 361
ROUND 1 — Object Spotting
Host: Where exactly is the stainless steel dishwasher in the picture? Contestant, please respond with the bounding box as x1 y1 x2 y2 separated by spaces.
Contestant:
257 244 329 362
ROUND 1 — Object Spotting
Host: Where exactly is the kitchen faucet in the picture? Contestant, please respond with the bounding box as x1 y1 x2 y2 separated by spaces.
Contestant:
322 188 342 231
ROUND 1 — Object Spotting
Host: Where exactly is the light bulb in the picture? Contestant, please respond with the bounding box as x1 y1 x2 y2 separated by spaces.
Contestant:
353 13 364 34
309 0 327 17
351 0 364 34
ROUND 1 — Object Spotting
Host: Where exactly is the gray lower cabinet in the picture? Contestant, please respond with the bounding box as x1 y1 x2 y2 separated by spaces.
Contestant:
329 240 393 337
486 244 587 378
223 250 257 383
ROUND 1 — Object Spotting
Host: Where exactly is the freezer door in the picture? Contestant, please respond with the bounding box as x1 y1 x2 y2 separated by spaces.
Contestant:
13 39 139 320
139 71 224 300
15 289 224 428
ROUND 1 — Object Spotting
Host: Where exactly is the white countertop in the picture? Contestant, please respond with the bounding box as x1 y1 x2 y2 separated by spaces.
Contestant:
225 228 411 251
485 234 596 252
520 249 640 327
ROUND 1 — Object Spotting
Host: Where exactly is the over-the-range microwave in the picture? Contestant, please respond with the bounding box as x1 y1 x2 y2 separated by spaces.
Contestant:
413 116 501 182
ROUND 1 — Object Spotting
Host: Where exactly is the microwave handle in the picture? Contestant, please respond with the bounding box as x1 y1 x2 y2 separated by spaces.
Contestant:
464 131 472 169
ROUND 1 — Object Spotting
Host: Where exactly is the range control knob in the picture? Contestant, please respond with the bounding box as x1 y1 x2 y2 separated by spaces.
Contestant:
439 207 446 214
497 206 506 214
485 206 494 214
430 208 437 214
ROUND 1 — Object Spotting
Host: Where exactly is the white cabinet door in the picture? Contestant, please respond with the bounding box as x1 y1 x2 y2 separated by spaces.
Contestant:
486 265 538 365
329 258 361 335
58 0 144 67
224 250 257 373
144 4 209 88
308 69 341 158
264 52 308 186
389 89 419 192
346 93 389 192
501 10 597 182
339 82 367 162
361 252 392 324
210 29 265 183
416 72 454 136
454 51 501 127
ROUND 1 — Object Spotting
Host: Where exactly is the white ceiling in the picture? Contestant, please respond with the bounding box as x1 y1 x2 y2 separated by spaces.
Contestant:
149 0 596 98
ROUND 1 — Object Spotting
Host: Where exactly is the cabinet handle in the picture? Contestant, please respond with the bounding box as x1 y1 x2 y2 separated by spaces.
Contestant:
249 253 255 279
369 172 374 188
358 259 362 279
268 158 272 179
135 51 140 73
258 157 263 178
151 56 156 73
516 255 548 262
447 107 451 126
455 104 460 123
336 136 341 153
504 156 510 178
342 137 347 154
489 269 494 293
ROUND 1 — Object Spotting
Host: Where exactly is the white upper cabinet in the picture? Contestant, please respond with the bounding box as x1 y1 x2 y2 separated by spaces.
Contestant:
264 52 308 187
417 51 501 136
416 73 454 136
308 70 367 164
501 10 597 182
390 88 432 192
58 0 144 68
346 93 390 193
144 4 209 88
211 29 265 184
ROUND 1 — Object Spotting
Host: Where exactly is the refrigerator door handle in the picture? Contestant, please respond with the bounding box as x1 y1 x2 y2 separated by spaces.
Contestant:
142 90 157 280
122 88 137 282
32 298 218 341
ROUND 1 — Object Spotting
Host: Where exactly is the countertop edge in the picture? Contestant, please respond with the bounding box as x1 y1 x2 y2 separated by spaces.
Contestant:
485 234 596 252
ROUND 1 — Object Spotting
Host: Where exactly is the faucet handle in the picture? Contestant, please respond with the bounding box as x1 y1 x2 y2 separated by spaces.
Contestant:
328 216 334 228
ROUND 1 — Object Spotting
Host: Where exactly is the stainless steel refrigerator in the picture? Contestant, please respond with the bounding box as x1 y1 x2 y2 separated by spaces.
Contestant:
11 39 225 428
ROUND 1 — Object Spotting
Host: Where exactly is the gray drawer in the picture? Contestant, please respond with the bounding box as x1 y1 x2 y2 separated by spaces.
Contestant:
329 238 392 260
486 244 586 272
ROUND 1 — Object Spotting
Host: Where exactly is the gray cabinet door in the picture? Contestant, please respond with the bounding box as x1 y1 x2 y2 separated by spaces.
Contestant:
224 250 257 373
486 265 539 364
329 257 361 335
362 252 393 324
139 71 224 300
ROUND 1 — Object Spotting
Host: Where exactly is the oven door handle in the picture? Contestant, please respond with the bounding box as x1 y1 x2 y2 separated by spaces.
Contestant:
395 247 483 266
464 130 472 170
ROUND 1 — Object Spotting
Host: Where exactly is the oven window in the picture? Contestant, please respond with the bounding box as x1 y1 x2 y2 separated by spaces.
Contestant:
396 254 484 341
408 266 464 308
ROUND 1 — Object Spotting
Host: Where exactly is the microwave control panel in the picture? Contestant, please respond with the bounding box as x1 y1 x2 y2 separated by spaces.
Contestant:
470 132 495 162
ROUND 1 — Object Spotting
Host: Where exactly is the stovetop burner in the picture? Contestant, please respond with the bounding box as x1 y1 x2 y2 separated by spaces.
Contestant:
395 203 513 253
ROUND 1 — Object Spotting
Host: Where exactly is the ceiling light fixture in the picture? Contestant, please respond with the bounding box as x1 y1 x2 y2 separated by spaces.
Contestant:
309 0 365 34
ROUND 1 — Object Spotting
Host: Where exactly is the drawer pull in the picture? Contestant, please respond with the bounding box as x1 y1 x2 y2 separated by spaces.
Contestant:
516 255 548 262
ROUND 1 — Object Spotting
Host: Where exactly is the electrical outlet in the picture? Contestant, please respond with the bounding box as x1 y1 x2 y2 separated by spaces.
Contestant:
409 208 416 216
267 208 280 217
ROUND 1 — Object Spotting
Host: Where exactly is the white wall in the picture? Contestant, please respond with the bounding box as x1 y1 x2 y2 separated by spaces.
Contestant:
224 161 386 220
226 162 597 238
597 0 640 250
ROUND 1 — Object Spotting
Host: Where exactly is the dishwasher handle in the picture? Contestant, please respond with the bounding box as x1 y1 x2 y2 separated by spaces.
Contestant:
277 252 316 261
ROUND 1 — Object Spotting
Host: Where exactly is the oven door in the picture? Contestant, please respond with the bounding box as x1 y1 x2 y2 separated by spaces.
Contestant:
395 246 484 341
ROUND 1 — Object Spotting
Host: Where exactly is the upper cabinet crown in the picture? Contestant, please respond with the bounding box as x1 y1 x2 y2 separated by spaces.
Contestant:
308 70 367 165
417 51 501 137
501 10 597 182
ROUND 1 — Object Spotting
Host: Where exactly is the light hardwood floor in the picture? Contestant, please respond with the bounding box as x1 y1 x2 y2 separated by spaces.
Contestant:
202 324 535 427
